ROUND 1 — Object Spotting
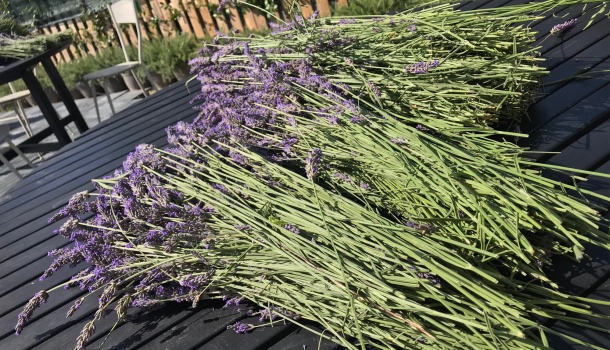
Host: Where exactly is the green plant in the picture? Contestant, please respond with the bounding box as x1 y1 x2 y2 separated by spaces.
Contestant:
332 0 448 16
142 34 200 81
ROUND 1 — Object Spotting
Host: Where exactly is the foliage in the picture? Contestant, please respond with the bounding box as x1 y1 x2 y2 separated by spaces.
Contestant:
332 0 448 16
142 34 200 81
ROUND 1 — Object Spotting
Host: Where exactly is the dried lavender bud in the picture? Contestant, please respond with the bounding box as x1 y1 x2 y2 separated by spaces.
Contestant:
550 18 577 35
404 60 440 74
66 297 85 318
74 319 96 350
305 148 322 180
366 80 381 97
99 281 117 307
15 290 49 335
283 223 300 235
227 321 252 334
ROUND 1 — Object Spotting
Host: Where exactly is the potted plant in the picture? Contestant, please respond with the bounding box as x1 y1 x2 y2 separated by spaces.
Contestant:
166 34 199 80
142 38 177 90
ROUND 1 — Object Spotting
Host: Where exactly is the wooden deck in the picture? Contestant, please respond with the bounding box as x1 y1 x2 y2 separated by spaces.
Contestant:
0 1 608 349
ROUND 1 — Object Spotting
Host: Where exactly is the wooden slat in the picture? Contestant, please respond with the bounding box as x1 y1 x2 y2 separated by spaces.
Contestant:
74 19 97 56
64 20 85 58
208 0 230 34
138 0 160 38
547 277 610 349
252 9 269 30
242 9 260 31
150 0 175 37
183 0 208 38
142 303 246 349
2 81 195 201
268 324 340 349
170 0 193 34
85 19 108 50
228 6 245 32
525 56 610 133
299 0 314 18
199 316 295 350
196 0 219 35
41 26 64 63
527 83 610 160
0 98 199 234
56 22 78 60
316 0 332 17
125 23 139 47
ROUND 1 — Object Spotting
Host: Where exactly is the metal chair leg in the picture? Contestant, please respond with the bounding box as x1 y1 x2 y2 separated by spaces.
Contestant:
131 69 148 97
12 100 33 137
5 138 35 168
103 78 116 116
91 80 101 123
0 141 23 179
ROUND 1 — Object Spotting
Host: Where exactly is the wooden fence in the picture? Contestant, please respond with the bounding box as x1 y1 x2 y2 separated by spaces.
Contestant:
40 0 349 64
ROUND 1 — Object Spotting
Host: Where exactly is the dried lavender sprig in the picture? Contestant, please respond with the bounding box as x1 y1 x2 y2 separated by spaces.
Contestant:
15 291 48 335
550 18 577 34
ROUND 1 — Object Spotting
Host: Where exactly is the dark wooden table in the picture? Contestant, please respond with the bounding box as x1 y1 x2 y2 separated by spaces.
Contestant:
0 1 607 349
0 40 88 162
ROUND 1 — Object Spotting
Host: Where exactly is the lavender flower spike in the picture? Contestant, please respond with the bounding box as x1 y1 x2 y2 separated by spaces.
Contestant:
15 290 49 335
550 18 577 35
405 60 440 74
305 148 323 180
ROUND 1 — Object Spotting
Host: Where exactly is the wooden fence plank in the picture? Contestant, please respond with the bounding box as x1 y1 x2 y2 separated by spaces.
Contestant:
194 0 218 36
42 26 66 63
150 0 175 37
57 22 78 60
183 0 207 38
64 20 84 58
227 6 245 32
252 9 269 29
299 0 314 18
138 0 160 38
74 19 97 56
208 0 230 34
125 24 139 46
241 9 260 31
316 0 332 17
85 19 106 51
170 0 193 34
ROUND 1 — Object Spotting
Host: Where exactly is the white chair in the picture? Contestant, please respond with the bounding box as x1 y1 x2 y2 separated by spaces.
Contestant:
83 0 154 122
0 124 36 179
0 82 33 137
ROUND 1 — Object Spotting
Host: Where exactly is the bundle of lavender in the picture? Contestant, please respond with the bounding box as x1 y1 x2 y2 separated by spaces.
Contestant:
15 1 610 349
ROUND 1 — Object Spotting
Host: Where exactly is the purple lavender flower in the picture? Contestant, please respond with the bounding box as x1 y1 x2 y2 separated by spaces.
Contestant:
408 24 416 32
550 18 577 35
333 172 353 183
366 80 381 97
227 321 252 334
360 182 371 191
15 291 49 335
338 18 357 25
305 148 322 180
283 223 300 235
404 60 440 74
223 296 243 307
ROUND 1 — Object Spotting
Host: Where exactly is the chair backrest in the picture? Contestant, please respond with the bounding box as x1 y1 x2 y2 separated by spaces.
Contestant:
108 0 143 64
